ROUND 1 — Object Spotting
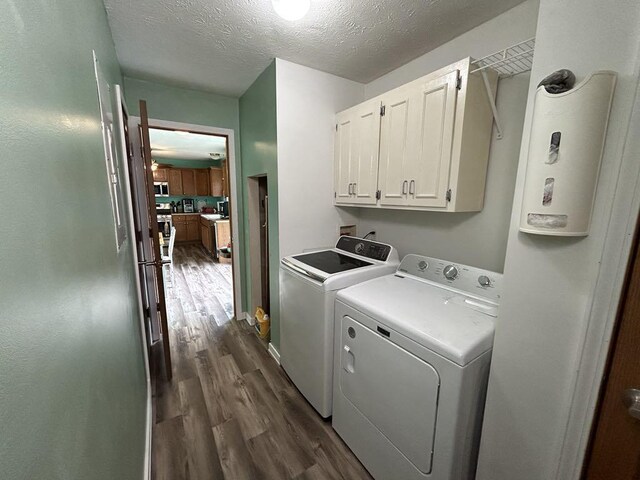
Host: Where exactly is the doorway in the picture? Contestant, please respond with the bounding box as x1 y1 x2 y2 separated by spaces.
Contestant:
248 175 270 321
583 211 640 478
126 111 242 380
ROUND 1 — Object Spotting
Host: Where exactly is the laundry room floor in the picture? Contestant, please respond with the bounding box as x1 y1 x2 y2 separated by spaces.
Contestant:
151 244 371 480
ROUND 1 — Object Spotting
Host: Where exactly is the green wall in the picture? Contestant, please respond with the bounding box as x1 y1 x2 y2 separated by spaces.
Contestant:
123 77 247 311
239 61 281 347
0 1 147 479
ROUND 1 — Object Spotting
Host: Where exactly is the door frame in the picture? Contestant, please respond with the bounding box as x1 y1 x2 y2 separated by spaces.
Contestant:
132 117 243 318
555 69 640 479
583 207 640 477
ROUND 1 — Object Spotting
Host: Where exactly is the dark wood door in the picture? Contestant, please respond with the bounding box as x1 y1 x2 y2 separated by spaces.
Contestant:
139 100 172 380
182 169 196 196
585 214 640 479
195 169 209 196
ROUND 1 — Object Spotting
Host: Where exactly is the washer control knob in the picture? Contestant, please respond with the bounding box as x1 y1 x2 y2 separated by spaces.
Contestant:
478 275 491 287
355 242 365 254
443 265 458 280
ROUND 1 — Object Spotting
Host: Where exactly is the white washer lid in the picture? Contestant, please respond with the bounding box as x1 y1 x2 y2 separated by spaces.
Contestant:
336 274 496 366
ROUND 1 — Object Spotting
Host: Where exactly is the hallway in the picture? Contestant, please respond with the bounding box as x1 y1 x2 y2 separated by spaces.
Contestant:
151 245 371 480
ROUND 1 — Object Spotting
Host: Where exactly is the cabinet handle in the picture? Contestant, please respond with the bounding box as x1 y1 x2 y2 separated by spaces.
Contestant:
353 183 357 196
402 180 408 195
348 183 353 195
409 180 415 195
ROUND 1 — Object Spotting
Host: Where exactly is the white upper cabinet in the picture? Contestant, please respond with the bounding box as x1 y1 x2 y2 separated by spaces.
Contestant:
334 112 353 204
334 58 498 212
335 99 381 206
406 68 459 208
378 86 412 207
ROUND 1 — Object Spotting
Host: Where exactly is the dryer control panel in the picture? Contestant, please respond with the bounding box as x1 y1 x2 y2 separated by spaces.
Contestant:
397 254 503 304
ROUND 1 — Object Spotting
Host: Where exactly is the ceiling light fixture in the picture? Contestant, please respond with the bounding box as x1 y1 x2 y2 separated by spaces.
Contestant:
272 0 310 21
151 159 159 171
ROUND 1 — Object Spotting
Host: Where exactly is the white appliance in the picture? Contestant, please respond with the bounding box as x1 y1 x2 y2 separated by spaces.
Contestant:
332 254 502 480
280 236 399 418
154 181 169 197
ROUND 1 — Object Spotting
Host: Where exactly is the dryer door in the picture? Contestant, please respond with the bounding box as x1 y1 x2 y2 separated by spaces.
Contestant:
339 315 440 474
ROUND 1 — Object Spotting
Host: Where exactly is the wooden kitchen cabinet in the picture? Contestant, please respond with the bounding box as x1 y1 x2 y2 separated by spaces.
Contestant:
173 215 188 242
153 168 168 181
186 217 200 242
334 57 497 212
215 220 231 252
195 169 210 196
173 214 201 243
167 169 182 195
222 160 230 197
181 170 197 196
210 167 224 197
200 217 214 254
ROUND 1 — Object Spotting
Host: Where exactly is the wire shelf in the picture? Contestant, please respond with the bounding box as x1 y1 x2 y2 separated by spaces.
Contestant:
471 37 535 77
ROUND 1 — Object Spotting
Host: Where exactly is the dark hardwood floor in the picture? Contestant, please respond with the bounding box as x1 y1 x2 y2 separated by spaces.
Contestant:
151 244 372 480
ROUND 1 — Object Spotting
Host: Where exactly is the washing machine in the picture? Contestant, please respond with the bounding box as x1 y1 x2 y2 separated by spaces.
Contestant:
280 236 399 418
332 254 502 480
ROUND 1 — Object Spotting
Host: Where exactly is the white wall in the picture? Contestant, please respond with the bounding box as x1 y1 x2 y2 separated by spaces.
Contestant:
350 0 539 272
275 59 364 258
476 0 640 478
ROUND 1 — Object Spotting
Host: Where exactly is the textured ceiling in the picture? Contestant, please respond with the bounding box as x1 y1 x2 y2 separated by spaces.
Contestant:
149 128 227 160
104 0 526 97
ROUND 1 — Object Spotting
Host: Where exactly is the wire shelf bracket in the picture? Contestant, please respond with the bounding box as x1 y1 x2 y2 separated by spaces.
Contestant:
471 37 536 140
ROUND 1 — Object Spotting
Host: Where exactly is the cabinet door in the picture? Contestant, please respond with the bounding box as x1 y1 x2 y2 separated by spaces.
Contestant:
200 222 210 249
352 101 382 205
334 111 353 204
210 167 223 197
181 170 196 196
174 220 187 242
407 70 458 208
195 169 209 196
167 169 182 195
215 220 231 250
186 218 199 241
378 86 412 206
222 160 229 198
153 168 168 181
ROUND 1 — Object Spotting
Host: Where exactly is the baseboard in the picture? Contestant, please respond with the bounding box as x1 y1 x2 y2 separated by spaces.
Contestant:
268 343 281 365
243 311 255 326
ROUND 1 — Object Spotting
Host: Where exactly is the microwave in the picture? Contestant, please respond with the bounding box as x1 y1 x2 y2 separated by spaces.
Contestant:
154 182 169 197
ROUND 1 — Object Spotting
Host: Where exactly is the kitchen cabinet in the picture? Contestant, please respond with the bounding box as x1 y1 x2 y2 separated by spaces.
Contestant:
222 160 230 197
172 214 201 243
215 220 231 252
153 168 168 181
210 167 224 197
181 170 197 196
334 57 497 212
167 169 182 195
173 215 188 242
200 217 216 256
195 169 210 196
186 218 199 242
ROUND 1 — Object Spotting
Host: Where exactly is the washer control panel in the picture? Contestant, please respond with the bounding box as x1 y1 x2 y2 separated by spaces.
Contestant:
397 254 502 303
335 236 393 262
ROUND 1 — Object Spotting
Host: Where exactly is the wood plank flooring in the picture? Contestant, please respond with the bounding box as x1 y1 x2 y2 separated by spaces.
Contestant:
152 244 372 480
